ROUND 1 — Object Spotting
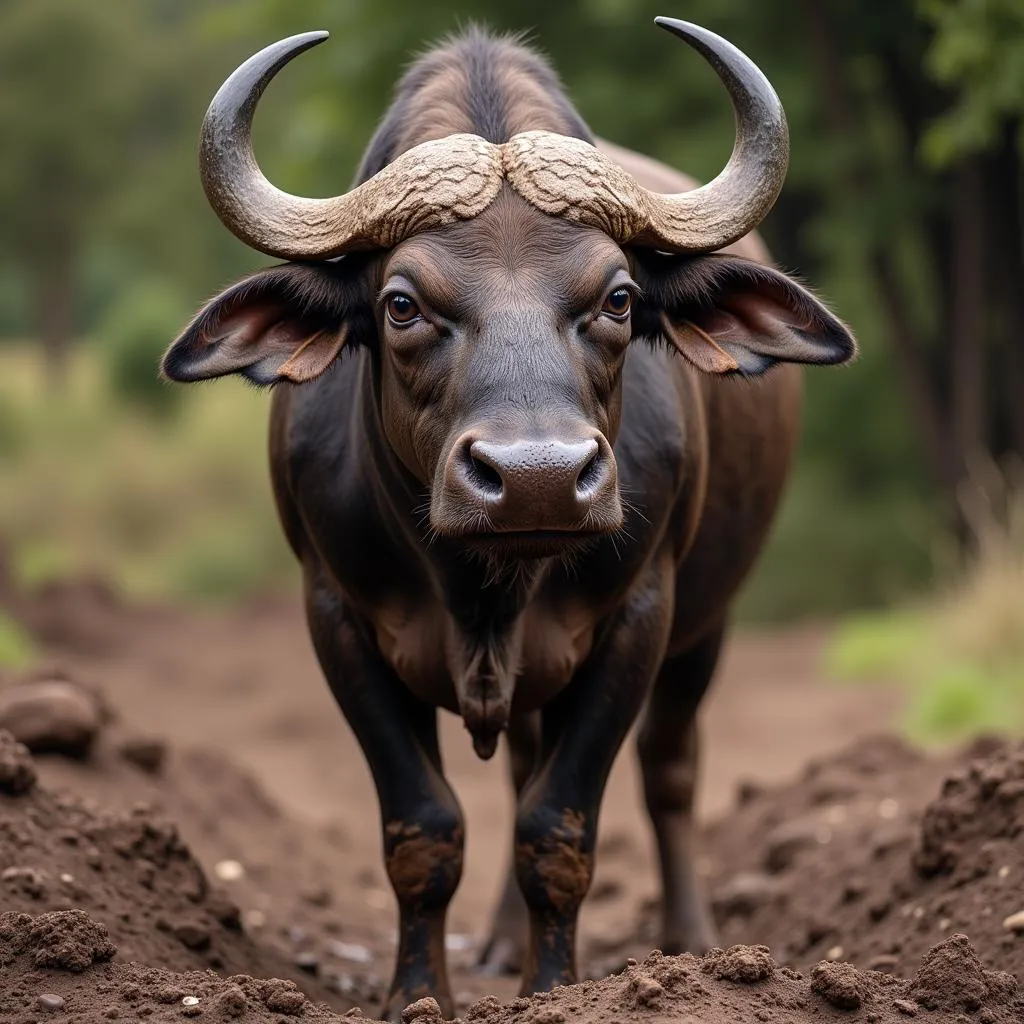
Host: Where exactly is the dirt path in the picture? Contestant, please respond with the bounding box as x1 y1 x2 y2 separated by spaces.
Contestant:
22 589 902 964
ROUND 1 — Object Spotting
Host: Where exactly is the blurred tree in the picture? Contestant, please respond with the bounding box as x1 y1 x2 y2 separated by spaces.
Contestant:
2 0 1020 613
0 0 261 384
0 1 149 384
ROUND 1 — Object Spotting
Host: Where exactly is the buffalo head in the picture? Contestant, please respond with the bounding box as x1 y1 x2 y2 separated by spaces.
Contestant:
163 20 854 560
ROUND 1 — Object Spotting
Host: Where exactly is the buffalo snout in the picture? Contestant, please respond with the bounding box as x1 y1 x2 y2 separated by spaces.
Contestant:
439 431 621 538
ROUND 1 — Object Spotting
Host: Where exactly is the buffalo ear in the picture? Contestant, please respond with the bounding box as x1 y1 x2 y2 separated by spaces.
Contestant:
636 254 856 377
162 262 372 386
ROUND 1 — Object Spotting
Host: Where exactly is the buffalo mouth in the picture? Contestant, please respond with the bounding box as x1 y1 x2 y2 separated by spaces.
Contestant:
457 526 616 561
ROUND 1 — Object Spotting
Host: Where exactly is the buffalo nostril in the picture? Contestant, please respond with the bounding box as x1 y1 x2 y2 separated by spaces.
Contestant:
575 448 603 497
468 451 504 498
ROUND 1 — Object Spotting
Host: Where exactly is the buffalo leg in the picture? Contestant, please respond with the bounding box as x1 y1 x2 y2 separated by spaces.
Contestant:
478 712 540 975
515 564 673 994
637 620 725 955
305 577 464 1021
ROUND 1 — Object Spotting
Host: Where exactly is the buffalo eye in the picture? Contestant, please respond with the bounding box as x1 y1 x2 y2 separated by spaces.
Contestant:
386 293 422 326
601 287 632 319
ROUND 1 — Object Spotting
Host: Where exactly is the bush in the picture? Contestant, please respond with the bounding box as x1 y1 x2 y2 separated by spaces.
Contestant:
96 279 189 420
0 613 34 669
827 459 1024 744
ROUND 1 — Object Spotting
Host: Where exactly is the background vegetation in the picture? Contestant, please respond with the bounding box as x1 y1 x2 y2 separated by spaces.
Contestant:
0 1 1021 726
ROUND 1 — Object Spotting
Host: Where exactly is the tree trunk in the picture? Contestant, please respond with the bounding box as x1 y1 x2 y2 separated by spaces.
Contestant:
31 240 75 390
988 125 1024 460
800 0 954 497
949 158 987 486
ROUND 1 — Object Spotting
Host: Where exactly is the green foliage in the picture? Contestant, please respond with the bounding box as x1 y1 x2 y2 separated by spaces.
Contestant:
97 281 188 420
0 614 34 670
920 0 1024 164
825 611 929 680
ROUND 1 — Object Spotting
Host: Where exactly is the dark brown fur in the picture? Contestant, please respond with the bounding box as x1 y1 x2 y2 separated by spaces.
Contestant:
164 29 855 1021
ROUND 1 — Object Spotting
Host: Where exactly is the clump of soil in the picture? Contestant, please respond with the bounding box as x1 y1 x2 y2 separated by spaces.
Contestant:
671 734 1024 983
0 908 344 1023
0 732 349 1008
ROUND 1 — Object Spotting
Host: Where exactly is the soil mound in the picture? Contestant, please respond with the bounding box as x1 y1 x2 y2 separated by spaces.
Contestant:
0 908 343 1023
0 728 349 1008
3 910 1020 1024
679 734 1024 982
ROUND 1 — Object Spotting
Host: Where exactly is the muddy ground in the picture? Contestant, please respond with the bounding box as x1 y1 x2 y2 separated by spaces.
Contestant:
1 579 1022 1022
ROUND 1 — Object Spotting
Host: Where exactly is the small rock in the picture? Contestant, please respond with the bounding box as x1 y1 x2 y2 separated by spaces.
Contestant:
172 921 211 951
826 945 844 961
327 940 373 963
811 961 867 1010
206 892 242 931
182 997 200 1007
867 954 899 972
1002 910 1024 933
0 730 37 795
117 737 166 774
894 998 918 1016
0 680 103 757
214 860 245 883
712 872 781 918
37 994 65 1012
294 950 319 973
763 821 822 873
402 997 444 1023
302 884 332 907
627 973 664 1007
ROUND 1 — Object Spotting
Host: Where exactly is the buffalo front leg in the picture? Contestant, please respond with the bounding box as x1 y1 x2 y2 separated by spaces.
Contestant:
305 578 464 1021
515 564 673 994
479 712 540 975
637 620 725 955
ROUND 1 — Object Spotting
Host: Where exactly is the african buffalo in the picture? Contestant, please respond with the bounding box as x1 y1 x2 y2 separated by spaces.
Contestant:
164 18 855 1019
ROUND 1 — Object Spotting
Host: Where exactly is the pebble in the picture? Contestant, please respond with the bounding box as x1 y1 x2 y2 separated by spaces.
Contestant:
294 950 319 973
0 679 103 756
1001 910 1024 932
999 865 1011 879
826 945 845 961
242 908 266 930
214 860 245 882
117 736 167 774
713 871 781 918
893 997 918 1016
172 921 211 950
327 940 374 963
182 996 200 1007
867 954 899 971
763 821 823 872
37 994 65 1011
878 798 900 819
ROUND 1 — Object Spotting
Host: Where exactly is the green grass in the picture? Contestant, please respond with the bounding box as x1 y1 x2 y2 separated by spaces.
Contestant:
827 460 1024 744
0 342 297 603
0 612 35 669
